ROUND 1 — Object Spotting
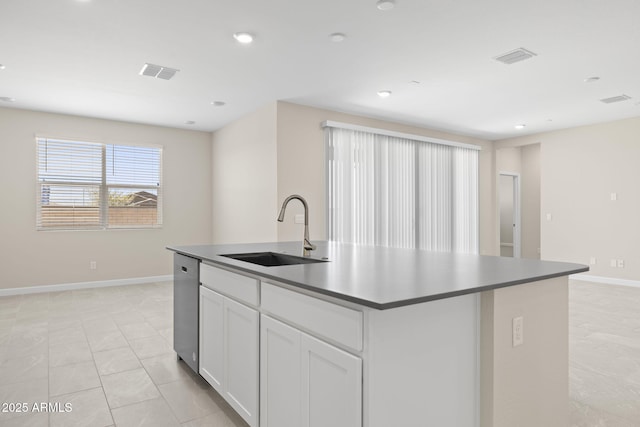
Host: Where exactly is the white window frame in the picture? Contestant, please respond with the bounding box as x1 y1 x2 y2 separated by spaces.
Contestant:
36 136 163 231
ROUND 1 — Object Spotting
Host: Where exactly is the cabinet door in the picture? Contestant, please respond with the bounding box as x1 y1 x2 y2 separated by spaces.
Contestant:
224 297 259 427
301 334 362 427
199 286 224 393
260 315 302 427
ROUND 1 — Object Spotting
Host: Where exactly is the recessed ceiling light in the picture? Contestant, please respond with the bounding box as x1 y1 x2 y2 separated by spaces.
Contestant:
514 124 526 129
377 90 392 98
376 0 395 10
0 64 6 70
211 101 226 107
408 80 420 85
329 33 346 42
584 76 600 83
185 121 196 125
233 32 254 44
0 96 15 102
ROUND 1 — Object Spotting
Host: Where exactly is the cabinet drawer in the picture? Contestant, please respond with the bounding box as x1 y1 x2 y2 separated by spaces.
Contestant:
261 283 363 352
200 263 259 307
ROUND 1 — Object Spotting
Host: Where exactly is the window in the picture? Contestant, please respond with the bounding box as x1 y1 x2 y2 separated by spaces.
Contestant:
324 122 479 253
36 137 162 230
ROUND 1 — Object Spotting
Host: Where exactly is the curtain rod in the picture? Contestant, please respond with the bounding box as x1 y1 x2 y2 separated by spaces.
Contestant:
321 120 482 151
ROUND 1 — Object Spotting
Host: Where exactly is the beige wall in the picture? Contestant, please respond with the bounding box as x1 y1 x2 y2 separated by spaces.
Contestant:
481 277 568 427
0 107 212 289
521 144 541 259
275 101 497 254
211 103 278 243
499 116 640 280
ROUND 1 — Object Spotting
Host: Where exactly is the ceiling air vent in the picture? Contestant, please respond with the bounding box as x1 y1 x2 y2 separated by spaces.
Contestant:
139 63 179 80
494 48 537 65
599 95 631 104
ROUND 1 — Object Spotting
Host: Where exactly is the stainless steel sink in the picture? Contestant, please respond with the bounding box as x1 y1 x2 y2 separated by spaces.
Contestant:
220 252 328 267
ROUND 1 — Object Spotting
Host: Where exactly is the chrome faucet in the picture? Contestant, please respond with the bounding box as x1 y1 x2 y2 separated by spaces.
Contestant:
277 194 316 257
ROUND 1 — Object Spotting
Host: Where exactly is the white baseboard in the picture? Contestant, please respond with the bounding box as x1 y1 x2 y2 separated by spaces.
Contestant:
570 273 640 289
0 275 173 297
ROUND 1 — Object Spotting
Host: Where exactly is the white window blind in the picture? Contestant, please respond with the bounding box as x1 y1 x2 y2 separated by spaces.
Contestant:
36 137 162 230
325 124 479 253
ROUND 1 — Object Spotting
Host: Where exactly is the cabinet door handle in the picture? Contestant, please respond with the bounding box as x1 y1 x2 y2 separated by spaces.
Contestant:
181 266 188 273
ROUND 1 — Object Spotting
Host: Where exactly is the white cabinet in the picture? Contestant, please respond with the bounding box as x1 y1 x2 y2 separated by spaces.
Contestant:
201 262 259 306
199 267 362 427
260 315 301 427
301 332 362 427
261 282 363 352
261 315 362 427
200 286 259 427
199 286 224 390
224 296 259 425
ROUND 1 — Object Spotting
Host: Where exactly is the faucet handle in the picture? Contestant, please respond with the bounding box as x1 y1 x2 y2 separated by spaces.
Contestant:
303 239 316 257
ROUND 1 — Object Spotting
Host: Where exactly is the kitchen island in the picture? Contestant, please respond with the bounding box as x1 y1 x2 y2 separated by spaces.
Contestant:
168 241 587 427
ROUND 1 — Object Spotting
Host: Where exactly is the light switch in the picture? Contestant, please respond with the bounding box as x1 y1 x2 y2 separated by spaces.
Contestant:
610 259 617 267
589 257 597 265
611 193 617 201
546 213 552 221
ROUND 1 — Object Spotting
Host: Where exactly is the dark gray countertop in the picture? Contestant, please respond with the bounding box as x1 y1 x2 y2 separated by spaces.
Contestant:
167 241 588 309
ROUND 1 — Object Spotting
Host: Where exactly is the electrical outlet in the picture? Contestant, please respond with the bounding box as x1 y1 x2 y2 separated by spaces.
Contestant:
610 259 617 268
513 316 524 347
90 261 97 270
589 257 597 265
618 259 625 268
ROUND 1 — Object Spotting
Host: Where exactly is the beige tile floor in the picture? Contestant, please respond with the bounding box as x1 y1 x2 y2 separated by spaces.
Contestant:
1 279 638 426
0 282 248 427
569 280 640 427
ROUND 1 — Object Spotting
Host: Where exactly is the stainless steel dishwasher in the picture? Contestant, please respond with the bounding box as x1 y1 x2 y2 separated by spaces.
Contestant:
173 252 199 374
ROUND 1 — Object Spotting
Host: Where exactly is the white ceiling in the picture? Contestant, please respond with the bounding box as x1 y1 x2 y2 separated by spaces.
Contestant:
1 0 639 140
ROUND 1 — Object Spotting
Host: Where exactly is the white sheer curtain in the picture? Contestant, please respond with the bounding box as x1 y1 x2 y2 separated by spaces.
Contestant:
326 125 479 253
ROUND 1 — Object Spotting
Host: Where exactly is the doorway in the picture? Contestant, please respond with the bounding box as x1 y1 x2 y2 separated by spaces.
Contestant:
499 173 521 257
